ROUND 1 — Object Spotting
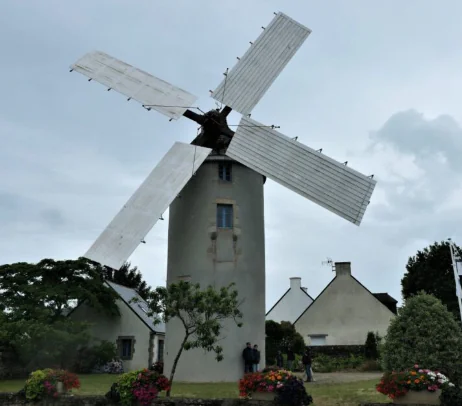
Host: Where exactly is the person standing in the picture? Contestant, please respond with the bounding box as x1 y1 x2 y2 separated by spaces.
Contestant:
302 347 312 382
252 344 260 372
242 342 254 374
286 347 295 371
275 350 283 368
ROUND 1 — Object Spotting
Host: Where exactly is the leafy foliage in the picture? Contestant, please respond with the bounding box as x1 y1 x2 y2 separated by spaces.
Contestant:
238 369 313 405
139 281 243 396
108 369 170 406
274 375 313 406
72 341 117 373
102 262 151 300
23 369 80 401
0 258 120 371
382 293 462 380
402 241 462 320
1 318 91 369
376 366 454 400
0 258 119 321
265 320 305 364
312 353 364 372
364 331 379 360
440 384 462 406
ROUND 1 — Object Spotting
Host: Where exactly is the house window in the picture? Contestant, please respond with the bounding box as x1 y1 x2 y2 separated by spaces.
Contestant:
217 204 233 229
158 339 164 362
218 163 232 182
309 335 327 346
117 336 135 360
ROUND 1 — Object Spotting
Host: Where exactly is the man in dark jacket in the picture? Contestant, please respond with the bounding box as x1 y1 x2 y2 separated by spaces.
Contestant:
242 342 254 374
302 347 312 382
252 344 261 372
286 347 295 371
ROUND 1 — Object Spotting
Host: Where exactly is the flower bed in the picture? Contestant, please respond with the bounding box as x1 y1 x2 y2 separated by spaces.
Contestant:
23 369 80 401
239 369 313 405
107 368 170 406
376 364 455 400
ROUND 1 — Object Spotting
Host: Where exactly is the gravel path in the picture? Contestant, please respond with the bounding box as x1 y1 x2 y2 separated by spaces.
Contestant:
294 371 382 384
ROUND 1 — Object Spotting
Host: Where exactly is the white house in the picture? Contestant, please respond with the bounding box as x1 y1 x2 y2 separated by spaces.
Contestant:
266 277 314 323
69 281 165 370
294 262 397 346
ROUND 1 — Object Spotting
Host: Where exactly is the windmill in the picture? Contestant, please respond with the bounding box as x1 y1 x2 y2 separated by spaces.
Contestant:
70 12 376 382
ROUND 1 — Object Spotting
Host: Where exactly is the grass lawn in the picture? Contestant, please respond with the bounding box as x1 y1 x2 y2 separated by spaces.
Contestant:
0 375 390 406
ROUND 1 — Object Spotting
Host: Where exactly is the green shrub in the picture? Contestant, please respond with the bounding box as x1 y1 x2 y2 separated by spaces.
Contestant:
23 369 80 401
312 353 365 372
358 359 382 372
440 384 462 406
364 331 378 359
72 340 117 373
382 293 462 381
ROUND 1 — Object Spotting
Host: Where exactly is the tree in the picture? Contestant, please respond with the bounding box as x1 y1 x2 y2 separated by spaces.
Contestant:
0 258 120 370
140 281 242 396
402 241 462 320
382 293 462 380
0 258 119 322
265 320 305 365
102 262 151 300
364 331 378 360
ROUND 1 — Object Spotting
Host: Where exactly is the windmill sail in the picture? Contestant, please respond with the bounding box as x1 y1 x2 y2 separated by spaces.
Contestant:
85 142 211 270
226 117 376 226
71 51 198 120
212 12 311 116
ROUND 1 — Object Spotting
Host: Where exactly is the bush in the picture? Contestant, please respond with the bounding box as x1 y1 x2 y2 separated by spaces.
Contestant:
23 369 80 401
364 332 378 360
107 369 170 406
381 293 462 381
72 341 117 373
359 359 382 372
149 361 164 374
440 384 462 406
312 353 364 372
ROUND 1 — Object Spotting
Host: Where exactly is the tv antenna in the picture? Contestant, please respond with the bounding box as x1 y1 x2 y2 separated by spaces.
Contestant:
322 258 335 272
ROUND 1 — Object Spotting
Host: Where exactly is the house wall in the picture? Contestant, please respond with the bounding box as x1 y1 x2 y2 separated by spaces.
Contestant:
294 263 395 346
70 299 152 371
266 277 313 323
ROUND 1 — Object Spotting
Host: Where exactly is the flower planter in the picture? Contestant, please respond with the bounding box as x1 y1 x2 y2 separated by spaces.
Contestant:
56 381 67 395
251 391 275 401
393 389 441 405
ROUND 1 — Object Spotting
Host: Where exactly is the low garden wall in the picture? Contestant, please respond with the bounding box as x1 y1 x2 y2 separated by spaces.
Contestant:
0 394 274 406
0 393 440 406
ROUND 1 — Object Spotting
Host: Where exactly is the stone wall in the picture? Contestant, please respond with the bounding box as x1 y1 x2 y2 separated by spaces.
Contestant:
0 394 438 406
0 394 273 406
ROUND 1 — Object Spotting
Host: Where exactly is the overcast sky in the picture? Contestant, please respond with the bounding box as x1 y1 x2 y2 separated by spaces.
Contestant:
1 1 461 311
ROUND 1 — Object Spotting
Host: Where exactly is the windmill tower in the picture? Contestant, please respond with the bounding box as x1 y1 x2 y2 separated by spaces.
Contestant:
69 12 376 382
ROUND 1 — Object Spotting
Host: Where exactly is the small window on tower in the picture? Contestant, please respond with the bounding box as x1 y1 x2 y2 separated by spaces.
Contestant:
218 163 232 182
217 204 233 229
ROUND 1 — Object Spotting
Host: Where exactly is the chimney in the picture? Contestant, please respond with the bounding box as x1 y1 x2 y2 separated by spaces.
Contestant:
335 262 351 276
290 277 301 290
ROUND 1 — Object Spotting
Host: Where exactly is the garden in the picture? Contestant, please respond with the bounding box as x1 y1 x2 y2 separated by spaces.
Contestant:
2 292 462 405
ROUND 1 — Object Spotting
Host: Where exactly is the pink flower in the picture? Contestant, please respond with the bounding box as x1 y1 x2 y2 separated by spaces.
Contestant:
267 385 274 392
414 364 419 369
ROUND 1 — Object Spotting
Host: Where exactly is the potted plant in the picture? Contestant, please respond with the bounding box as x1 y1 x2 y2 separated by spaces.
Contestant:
376 364 455 405
23 369 80 401
107 368 170 406
239 369 313 405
